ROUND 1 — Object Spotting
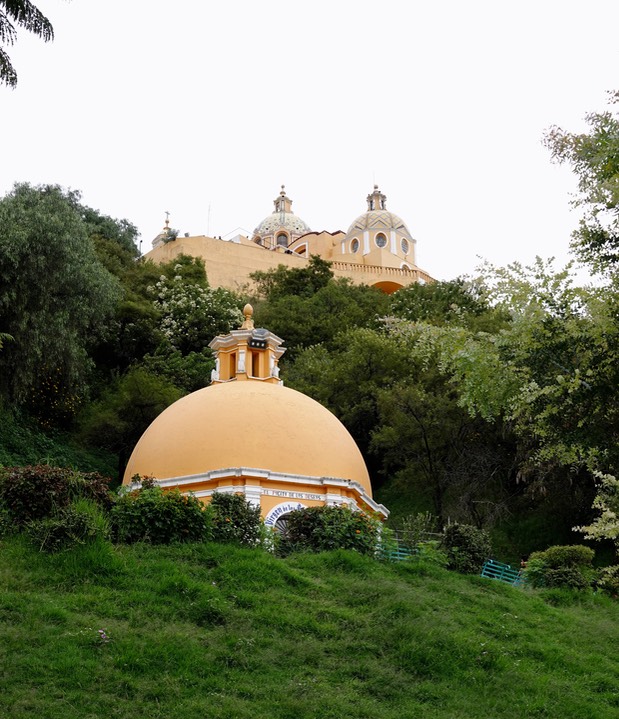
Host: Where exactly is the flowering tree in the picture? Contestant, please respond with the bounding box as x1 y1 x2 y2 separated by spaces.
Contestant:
150 269 242 355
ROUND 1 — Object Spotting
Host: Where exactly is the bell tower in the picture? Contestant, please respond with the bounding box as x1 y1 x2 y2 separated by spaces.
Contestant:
209 304 285 384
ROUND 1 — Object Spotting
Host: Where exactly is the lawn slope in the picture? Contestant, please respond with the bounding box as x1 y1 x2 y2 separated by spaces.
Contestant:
1 537 618 719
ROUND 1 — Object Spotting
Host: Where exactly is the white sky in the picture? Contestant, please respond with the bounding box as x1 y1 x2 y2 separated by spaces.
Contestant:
1 0 618 281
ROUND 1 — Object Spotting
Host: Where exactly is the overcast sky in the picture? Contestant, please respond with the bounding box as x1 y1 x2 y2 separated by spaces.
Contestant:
2 0 618 281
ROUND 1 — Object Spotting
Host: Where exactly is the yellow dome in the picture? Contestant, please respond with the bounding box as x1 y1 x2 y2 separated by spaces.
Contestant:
123 380 372 496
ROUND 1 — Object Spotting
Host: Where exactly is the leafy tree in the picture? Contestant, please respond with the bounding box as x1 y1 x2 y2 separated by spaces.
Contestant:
0 183 122 414
544 90 619 275
0 0 53 87
389 277 509 333
78 367 182 479
251 255 334 300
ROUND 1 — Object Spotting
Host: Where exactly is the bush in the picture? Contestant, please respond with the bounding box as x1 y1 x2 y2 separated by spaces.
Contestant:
397 511 439 553
26 499 110 553
441 523 492 574
210 493 262 547
525 545 595 589
0 464 113 526
595 565 619 597
111 484 211 544
277 505 380 557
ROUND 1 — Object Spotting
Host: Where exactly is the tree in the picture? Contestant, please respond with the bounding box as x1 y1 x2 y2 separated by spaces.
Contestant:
0 184 122 416
0 0 54 88
251 255 334 300
544 90 619 275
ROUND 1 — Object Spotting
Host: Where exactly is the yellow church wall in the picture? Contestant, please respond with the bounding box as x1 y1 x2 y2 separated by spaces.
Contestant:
146 234 308 292
145 233 431 294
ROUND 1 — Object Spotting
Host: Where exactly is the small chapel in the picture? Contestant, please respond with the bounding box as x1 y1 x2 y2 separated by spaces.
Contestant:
123 305 388 529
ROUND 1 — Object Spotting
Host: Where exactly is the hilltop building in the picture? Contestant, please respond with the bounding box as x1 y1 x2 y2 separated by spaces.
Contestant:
123 305 388 529
146 186 433 294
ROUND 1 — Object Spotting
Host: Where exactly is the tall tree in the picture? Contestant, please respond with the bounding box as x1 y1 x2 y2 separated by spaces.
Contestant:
0 183 121 417
0 0 54 87
544 90 619 275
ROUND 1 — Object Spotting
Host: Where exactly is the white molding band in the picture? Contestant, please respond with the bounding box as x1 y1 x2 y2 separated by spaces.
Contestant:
129 466 389 518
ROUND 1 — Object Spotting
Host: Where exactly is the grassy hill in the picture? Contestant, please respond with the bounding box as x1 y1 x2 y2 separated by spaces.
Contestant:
1 536 618 719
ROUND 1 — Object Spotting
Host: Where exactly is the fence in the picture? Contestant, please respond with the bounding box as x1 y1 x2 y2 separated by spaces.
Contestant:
480 559 524 587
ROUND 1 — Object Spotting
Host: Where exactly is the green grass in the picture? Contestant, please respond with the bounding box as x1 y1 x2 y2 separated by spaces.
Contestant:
1 536 618 718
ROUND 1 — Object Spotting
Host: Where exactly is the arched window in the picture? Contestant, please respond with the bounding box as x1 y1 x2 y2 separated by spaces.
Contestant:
401 238 409 255
276 233 288 247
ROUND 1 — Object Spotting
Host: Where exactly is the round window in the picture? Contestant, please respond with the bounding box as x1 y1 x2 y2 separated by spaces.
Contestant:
351 238 360 253
375 233 387 248
401 238 409 255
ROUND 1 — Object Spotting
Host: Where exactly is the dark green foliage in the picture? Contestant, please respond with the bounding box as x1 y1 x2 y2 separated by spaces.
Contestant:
251 259 389 363
0 464 113 526
251 255 334 300
441 522 492 574
0 405 117 477
525 545 595 589
278 505 380 556
25 499 110 553
0 0 54 88
78 367 182 477
81 205 139 256
390 277 509 332
0 184 122 411
210 492 262 546
110 484 211 544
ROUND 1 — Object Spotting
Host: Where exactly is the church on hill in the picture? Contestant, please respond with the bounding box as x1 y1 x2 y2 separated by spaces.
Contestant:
145 185 433 294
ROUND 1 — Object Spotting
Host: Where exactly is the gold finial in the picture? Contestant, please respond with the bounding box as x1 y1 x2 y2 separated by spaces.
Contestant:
241 303 254 330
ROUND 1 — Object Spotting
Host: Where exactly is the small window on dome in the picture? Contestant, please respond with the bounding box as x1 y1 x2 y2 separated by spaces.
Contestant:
401 238 409 255
276 233 288 247
351 238 360 253
375 233 387 248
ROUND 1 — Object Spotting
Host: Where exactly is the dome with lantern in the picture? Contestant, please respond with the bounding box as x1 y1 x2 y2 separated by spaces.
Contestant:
123 304 388 528
252 186 312 249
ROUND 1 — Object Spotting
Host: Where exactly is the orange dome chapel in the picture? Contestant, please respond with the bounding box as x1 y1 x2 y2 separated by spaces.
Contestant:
123 305 388 529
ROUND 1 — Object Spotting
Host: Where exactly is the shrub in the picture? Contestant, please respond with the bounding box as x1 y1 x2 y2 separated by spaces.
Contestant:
397 511 439 553
0 465 113 526
26 499 110 553
595 565 619 597
525 545 595 589
210 492 262 547
111 484 211 544
441 523 492 574
277 505 380 557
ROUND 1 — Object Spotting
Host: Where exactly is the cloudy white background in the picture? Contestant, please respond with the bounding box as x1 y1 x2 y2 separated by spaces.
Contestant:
2 0 618 280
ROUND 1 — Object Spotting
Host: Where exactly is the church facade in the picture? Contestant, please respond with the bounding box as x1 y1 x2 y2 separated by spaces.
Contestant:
146 186 433 294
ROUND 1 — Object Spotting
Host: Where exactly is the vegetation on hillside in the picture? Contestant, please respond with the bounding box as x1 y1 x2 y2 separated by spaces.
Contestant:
2 93 619 564
0 537 618 719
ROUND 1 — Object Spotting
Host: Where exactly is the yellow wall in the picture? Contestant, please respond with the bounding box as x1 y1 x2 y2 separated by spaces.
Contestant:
146 233 432 294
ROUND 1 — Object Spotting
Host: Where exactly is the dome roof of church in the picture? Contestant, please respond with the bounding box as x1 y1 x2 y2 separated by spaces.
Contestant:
253 212 311 236
345 185 413 240
123 380 372 496
347 209 410 235
253 185 311 239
